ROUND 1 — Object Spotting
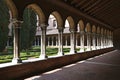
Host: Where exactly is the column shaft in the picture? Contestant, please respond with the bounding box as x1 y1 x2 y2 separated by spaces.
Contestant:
70 30 76 54
79 31 85 52
92 33 96 50
57 29 64 56
86 32 91 51
12 20 22 63
40 24 47 59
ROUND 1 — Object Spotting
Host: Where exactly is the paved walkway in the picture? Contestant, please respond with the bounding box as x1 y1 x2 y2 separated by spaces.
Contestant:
25 50 120 80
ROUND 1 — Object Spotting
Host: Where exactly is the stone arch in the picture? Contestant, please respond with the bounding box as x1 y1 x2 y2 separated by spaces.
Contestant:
86 23 91 32
27 4 46 24
5 0 18 19
92 25 96 33
97 26 100 34
66 16 75 29
51 11 63 29
78 20 84 31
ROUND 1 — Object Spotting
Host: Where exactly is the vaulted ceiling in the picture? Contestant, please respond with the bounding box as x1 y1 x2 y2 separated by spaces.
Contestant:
63 0 120 29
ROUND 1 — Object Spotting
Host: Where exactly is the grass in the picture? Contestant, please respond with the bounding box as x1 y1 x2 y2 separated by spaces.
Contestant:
0 46 80 64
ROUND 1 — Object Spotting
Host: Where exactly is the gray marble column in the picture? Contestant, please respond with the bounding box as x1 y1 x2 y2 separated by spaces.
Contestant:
65 36 68 46
51 36 54 46
57 28 64 56
70 29 76 54
92 33 96 50
39 24 47 59
106 35 109 48
12 19 22 63
103 35 105 48
79 31 85 52
86 32 92 51
101 35 104 48
110 35 113 47
76 35 78 47
56 36 58 46
37 37 40 46
97 34 100 49
47 36 50 46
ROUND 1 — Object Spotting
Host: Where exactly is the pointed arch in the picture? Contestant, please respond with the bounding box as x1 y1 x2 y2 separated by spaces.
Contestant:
78 20 84 31
4 0 18 19
92 25 96 33
51 11 63 29
86 23 91 32
27 4 46 24
66 16 75 29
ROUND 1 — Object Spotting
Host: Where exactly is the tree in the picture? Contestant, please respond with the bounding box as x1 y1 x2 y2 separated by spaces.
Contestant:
20 8 37 51
0 0 9 52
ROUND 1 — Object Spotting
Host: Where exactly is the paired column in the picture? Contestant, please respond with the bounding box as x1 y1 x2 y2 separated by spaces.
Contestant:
79 31 85 52
39 24 47 59
103 35 106 48
110 35 113 47
86 32 92 51
92 33 96 50
101 35 104 48
56 36 58 46
57 28 64 56
70 29 76 54
97 34 100 49
12 19 22 63
65 36 68 46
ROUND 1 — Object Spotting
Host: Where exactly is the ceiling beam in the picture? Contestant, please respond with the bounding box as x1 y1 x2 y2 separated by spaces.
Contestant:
84 0 101 12
87 0 110 14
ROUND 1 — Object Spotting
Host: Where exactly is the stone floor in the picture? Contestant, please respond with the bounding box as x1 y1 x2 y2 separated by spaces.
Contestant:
25 50 120 80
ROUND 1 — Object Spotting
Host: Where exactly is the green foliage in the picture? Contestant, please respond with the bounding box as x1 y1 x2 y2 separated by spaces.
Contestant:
0 47 71 63
20 8 37 50
0 0 9 51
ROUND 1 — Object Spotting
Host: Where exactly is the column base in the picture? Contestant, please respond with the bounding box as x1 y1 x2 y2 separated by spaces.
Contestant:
79 48 85 52
92 48 96 50
12 58 22 64
39 55 48 59
57 52 64 56
97 46 101 49
70 50 76 54
86 48 91 51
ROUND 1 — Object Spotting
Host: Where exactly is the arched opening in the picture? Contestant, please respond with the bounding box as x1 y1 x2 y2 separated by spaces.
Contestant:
78 20 85 52
78 20 85 31
85 23 92 51
46 11 64 56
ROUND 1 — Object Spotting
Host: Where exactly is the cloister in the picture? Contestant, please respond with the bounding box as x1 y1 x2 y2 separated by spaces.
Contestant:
0 0 120 80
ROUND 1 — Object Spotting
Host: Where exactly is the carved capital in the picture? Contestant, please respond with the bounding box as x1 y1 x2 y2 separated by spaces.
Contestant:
10 18 23 28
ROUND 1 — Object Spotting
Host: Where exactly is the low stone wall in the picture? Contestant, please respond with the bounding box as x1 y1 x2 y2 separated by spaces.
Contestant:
0 47 114 80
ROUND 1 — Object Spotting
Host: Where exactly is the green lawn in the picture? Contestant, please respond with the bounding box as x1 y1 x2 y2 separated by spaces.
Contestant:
0 47 80 64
